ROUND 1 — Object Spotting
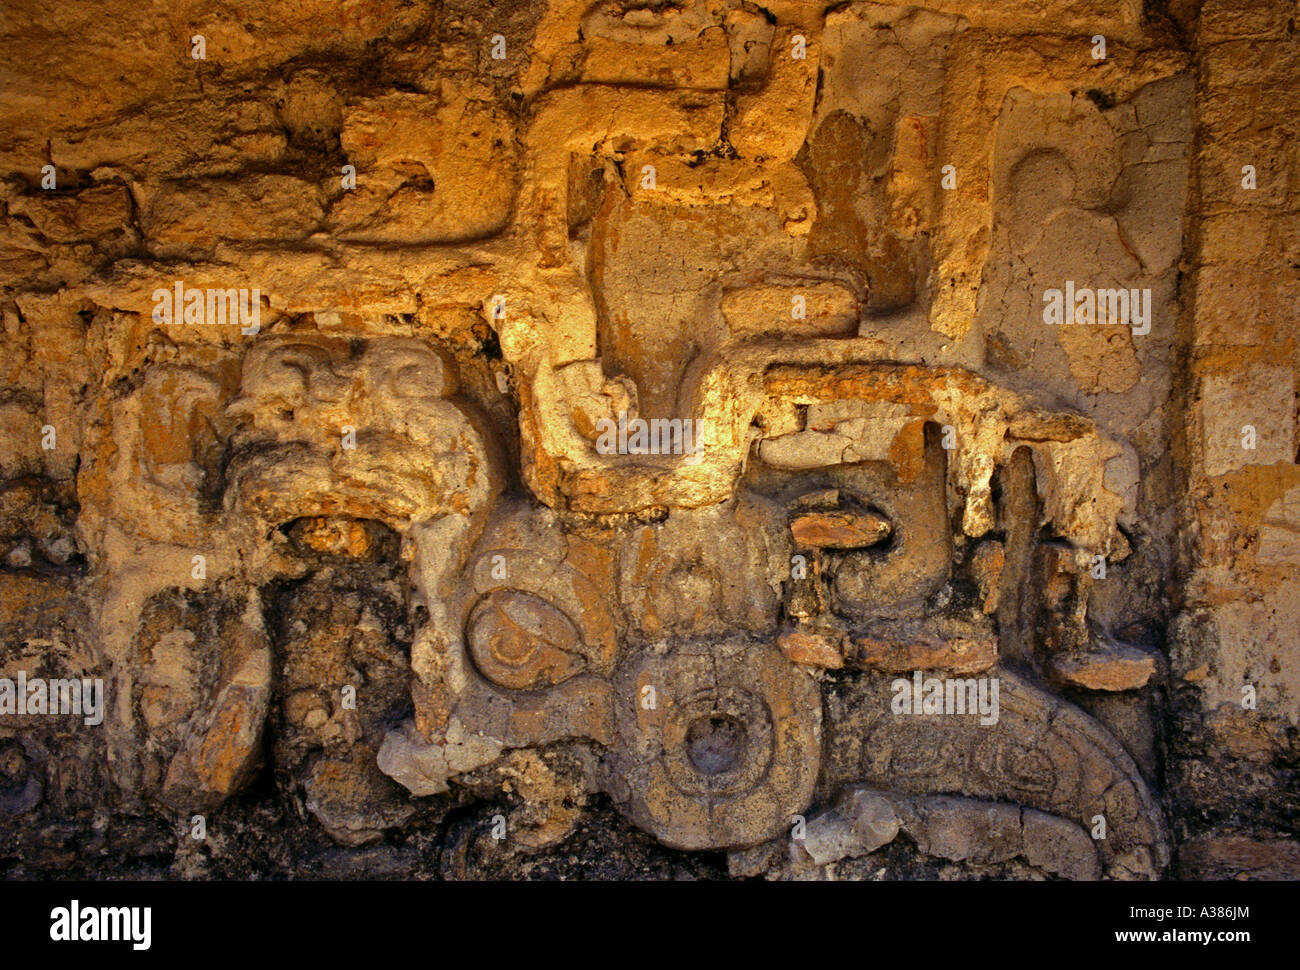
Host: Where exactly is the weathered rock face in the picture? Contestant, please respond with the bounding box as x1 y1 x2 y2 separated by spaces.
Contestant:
0 0 1296 881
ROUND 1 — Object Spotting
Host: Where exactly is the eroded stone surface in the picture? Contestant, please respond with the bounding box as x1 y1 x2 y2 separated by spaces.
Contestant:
0 0 1295 882
608 638 822 851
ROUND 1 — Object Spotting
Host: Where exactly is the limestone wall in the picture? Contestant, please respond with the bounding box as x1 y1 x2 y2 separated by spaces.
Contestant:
0 0 1294 880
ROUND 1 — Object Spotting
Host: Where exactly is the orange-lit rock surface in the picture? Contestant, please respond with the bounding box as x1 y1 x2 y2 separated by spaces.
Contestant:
0 0 1296 881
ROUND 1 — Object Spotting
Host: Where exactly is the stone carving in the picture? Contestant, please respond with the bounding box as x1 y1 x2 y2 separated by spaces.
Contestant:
821 668 1168 878
607 637 822 850
18 0 1284 882
465 591 589 690
224 334 502 528
792 787 1103 882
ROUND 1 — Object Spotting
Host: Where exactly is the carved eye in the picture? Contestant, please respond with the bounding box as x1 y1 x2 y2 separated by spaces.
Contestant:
248 343 333 400
465 591 586 690
367 344 453 399
384 362 438 399
608 639 822 851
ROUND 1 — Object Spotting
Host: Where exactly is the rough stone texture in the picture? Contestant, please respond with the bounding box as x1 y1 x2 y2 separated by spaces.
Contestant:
1051 642 1158 692
0 0 1295 881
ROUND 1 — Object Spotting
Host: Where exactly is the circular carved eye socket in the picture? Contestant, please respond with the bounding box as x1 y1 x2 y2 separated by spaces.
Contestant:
465 590 587 691
685 715 747 776
610 639 821 851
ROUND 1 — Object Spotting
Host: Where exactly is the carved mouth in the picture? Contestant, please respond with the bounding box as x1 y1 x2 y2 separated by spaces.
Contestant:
223 440 448 529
